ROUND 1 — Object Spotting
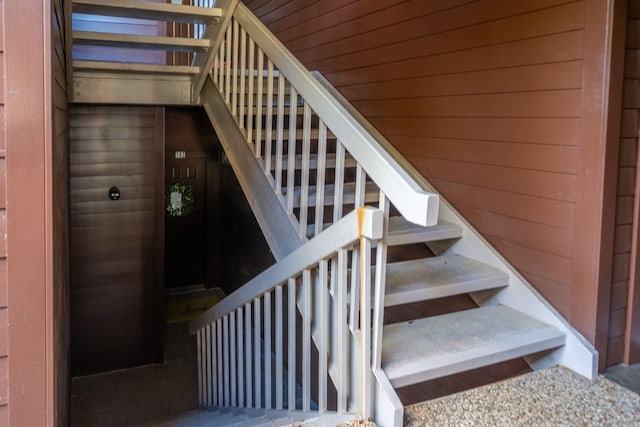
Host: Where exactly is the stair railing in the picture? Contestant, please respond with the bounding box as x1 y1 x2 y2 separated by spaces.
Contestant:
204 2 439 237
190 207 383 418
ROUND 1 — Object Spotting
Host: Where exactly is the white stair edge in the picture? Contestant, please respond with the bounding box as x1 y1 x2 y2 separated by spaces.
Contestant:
387 216 462 246
72 0 222 24
73 30 211 52
382 305 565 388
284 181 379 208
384 254 508 306
73 60 200 75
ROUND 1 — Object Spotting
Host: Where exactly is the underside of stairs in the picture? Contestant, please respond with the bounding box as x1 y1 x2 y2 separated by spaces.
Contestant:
69 2 598 427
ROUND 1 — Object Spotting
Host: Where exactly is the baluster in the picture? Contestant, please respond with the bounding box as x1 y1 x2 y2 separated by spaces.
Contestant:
224 25 232 104
247 38 255 147
288 277 297 410
372 195 389 374
264 59 275 177
237 307 244 407
336 249 348 412
314 120 328 237
264 291 272 409
255 49 265 162
254 297 262 408
275 284 284 409
286 86 298 215
238 27 247 130
302 269 312 411
213 51 220 88
197 329 203 406
205 324 213 406
359 233 373 418
223 315 230 406
211 323 217 407
299 102 311 238
245 302 253 408
318 260 329 412
275 74 286 192
231 19 239 117
333 140 345 223
230 311 237 406
217 320 223 406
349 165 367 331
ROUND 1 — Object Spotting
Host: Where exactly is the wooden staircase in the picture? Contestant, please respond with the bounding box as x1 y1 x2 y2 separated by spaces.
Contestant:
68 2 598 427
70 0 226 105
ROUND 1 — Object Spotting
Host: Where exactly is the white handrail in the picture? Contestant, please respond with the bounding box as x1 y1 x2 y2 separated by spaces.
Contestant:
189 206 383 333
229 3 438 228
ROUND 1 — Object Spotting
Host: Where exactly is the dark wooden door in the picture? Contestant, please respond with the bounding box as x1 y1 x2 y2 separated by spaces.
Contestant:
165 155 207 288
69 106 164 375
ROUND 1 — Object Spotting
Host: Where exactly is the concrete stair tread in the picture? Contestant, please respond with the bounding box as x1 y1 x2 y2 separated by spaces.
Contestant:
387 216 462 246
73 30 211 52
270 153 357 171
284 181 379 208
382 305 565 388
72 0 222 24
385 254 508 306
73 60 200 75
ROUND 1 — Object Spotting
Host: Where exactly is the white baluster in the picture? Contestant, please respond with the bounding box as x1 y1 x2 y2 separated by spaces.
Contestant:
239 27 247 130
237 307 244 407
223 315 230 406
230 311 237 406
286 85 298 215
314 120 328 237
264 291 272 409
275 74 285 192
275 284 284 410
245 302 253 408
254 297 262 408
302 268 311 412
247 38 255 147
336 249 348 412
318 260 329 412
299 102 311 238
288 277 297 410
231 19 239 116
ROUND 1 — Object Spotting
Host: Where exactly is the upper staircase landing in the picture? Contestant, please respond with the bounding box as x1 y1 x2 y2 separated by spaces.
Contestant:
73 0 222 24
69 0 224 105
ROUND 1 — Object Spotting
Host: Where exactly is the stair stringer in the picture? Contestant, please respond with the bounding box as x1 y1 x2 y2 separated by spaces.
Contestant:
200 76 302 261
428 196 598 379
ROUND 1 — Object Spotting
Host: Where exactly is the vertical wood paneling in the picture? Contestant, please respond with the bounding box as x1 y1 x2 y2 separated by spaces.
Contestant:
5 0 51 423
70 106 163 375
52 0 71 424
0 2 6 419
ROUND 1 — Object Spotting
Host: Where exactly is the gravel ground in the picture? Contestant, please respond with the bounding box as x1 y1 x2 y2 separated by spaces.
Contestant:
404 366 640 426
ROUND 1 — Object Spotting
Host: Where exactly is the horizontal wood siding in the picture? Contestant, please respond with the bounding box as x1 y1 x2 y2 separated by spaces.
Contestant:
70 106 163 375
246 0 584 318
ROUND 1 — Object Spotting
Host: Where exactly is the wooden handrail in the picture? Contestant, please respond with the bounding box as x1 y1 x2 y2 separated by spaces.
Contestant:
227 3 439 228
189 206 382 333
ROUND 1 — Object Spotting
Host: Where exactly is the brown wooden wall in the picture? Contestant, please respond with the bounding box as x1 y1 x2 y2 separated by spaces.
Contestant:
53 0 71 424
0 2 7 423
611 0 640 366
244 0 623 363
69 106 164 375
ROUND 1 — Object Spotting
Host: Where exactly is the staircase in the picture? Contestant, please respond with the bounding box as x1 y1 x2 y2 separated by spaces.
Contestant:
69 2 598 427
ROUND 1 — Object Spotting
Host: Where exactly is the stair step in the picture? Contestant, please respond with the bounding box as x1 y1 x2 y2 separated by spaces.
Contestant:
387 216 462 246
285 181 379 208
385 255 508 306
382 305 565 388
73 30 211 52
256 128 336 141
72 0 222 24
270 153 357 171
73 60 200 75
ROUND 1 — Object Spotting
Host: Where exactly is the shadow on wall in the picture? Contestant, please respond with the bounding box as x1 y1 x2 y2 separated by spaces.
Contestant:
220 159 275 294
